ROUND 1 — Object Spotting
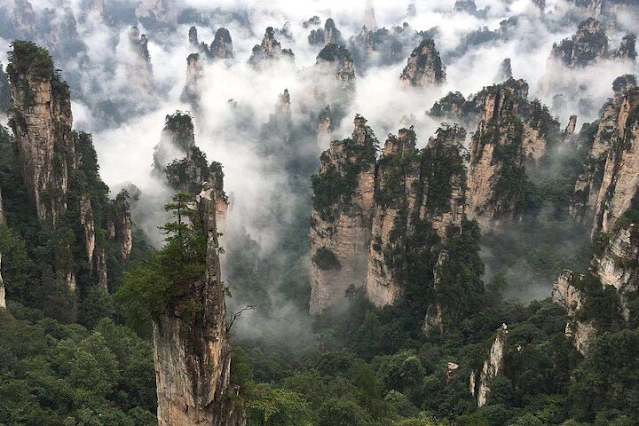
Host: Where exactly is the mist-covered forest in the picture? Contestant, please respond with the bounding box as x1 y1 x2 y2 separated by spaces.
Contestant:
1 0 639 425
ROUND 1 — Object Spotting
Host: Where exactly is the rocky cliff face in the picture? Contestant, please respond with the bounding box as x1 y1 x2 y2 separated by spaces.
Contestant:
309 19 345 47
494 58 512 83
182 53 203 108
0 254 5 309
7 42 74 227
550 18 608 68
400 39 445 87
153 111 196 172
6 41 133 292
0 64 10 113
363 0 377 31
466 79 559 222
366 125 468 308
210 28 234 60
310 119 478 318
310 115 377 314
470 324 508 408
128 26 155 98
162 113 230 242
113 190 133 262
248 27 294 69
614 34 637 61
316 44 356 93
591 90 639 235
153 187 242 426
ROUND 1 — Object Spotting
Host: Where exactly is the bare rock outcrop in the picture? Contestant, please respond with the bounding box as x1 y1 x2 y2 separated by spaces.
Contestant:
614 34 637 61
182 53 203 108
470 324 508 408
550 18 608 68
153 111 196 172
154 186 242 426
466 79 559 222
316 44 356 92
7 42 75 227
310 115 377 314
494 58 513 83
0 254 5 309
211 28 234 60
128 26 155 98
400 39 445 87
248 27 294 69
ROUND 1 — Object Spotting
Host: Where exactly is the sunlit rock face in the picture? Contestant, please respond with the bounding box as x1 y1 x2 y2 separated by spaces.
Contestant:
400 39 445 87
470 324 508 407
466 79 559 223
153 187 243 426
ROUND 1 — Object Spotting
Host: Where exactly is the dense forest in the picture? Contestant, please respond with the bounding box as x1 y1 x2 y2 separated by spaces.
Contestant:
2 1 639 425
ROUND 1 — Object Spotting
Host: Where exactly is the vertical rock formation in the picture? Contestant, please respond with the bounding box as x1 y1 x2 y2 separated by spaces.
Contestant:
153 111 196 172
189 26 199 49
310 116 377 314
7 41 74 227
454 0 478 14
0 63 10 113
182 53 203 108
400 40 445 87
162 112 230 243
614 34 637 61
564 115 578 138
550 19 608 68
248 27 294 69
316 44 356 93
6 41 132 292
366 128 421 307
128 26 155 98
466 79 559 222
494 58 512 83
470 324 508 408
113 191 133 262
363 0 377 31
324 19 345 46
210 28 234 60
0 186 5 225
366 125 468 308
590 89 639 235
153 186 242 426
0 254 5 309
317 106 333 148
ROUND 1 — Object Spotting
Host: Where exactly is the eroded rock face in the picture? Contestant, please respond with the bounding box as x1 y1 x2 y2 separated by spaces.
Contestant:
466 79 559 222
154 186 242 426
400 39 445 87
128 26 155 98
591 90 639 235
363 0 377 31
316 44 356 92
0 254 5 309
114 191 133 262
249 27 294 69
210 28 234 59
614 34 637 61
310 116 377 314
182 53 203 108
7 43 74 227
153 111 196 172
471 324 508 408
550 18 608 68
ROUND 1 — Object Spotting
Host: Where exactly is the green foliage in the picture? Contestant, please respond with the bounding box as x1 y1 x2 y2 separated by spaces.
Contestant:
116 192 206 322
0 308 155 425
312 247 342 270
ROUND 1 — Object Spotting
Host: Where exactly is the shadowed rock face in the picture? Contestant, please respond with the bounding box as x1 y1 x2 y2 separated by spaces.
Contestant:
153 187 243 426
400 39 445 87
